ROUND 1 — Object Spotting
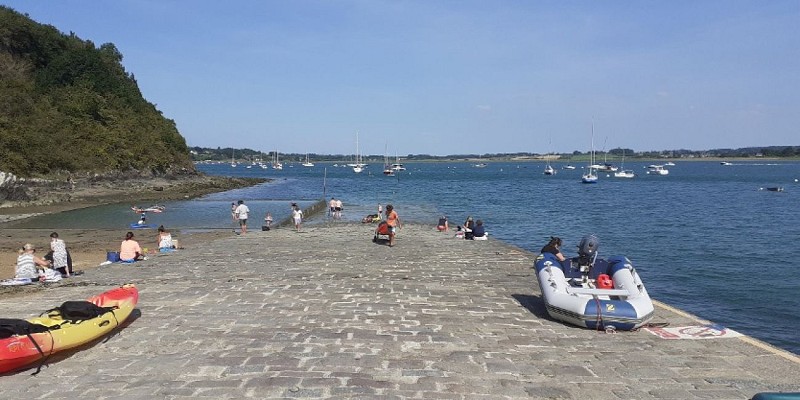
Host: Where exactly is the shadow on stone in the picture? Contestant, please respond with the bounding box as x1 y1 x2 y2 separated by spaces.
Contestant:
512 294 550 319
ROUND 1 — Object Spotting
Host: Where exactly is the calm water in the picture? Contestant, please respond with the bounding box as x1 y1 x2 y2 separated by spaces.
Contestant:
11 160 800 354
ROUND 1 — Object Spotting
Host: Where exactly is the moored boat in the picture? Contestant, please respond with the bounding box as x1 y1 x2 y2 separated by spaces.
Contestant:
646 165 669 175
581 120 599 183
0 284 139 374
534 236 654 331
613 169 636 178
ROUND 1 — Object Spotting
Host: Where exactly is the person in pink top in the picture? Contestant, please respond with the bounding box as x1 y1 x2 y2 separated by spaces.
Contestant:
120 231 143 262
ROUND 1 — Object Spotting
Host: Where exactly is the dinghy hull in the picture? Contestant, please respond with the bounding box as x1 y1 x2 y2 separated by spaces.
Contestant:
534 253 654 330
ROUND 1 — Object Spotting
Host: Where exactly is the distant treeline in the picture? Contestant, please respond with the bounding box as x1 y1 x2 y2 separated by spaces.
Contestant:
0 6 193 177
191 145 800 163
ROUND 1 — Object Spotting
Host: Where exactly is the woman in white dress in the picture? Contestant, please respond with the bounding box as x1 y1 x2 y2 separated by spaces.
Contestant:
50 232 70 277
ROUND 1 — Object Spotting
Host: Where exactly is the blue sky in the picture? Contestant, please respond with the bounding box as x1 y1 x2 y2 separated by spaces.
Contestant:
3 1 798 156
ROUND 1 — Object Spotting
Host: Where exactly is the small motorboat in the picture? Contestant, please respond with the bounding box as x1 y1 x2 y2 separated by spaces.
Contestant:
759 187 785 192
534 235 654 331
646 165 669 175
613 169 636 178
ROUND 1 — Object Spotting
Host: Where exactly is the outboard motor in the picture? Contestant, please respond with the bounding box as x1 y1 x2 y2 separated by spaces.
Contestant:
577 234 600 265
576 235 600 284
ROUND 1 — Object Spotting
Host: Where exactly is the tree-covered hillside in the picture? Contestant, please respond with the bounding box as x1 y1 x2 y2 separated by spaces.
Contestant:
0 6 193 177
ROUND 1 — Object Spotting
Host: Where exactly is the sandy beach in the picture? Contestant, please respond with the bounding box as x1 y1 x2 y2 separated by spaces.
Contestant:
0 173 262 280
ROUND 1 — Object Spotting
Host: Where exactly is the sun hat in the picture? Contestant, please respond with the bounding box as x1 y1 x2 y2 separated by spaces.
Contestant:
23 243 35 251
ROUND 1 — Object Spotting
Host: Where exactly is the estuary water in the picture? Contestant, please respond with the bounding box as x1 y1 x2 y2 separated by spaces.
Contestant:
11 160 800 354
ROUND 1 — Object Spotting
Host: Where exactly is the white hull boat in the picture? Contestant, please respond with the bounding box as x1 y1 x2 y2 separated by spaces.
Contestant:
534 236 654 331
614 169 636 178
646 165 669 175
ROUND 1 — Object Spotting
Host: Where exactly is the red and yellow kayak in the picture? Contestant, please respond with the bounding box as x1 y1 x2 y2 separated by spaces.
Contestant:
0 284 138 374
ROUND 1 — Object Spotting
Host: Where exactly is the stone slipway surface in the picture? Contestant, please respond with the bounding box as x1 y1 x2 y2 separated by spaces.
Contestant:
1 223 798 399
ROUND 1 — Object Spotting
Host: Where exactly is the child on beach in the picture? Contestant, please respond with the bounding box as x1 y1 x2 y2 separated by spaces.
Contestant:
292 204 303 232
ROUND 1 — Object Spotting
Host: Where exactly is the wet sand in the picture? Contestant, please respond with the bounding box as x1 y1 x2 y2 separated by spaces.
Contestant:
0 174 262 279
0 228 232 280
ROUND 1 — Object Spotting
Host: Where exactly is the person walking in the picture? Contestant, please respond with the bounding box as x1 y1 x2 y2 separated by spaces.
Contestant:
385 204 401 247
329 197 337 218
292 204 303 232
234 200 250 235
334 198 343 219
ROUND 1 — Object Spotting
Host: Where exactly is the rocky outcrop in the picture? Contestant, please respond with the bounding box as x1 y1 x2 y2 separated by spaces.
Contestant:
0 171 32 203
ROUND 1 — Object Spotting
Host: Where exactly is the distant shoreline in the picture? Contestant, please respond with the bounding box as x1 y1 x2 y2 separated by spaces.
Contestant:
196 156 799 165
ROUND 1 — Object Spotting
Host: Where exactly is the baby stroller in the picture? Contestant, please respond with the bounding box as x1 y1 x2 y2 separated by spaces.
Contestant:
372 221 391 244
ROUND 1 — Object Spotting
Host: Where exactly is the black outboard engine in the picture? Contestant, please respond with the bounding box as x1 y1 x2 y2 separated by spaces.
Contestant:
576 235 600 284
577 234 600 266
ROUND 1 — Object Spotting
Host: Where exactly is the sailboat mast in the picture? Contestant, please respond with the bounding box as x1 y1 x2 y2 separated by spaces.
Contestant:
591 120 595 165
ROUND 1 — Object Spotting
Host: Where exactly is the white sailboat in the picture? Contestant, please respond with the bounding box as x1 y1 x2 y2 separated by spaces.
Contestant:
382 142 394 176
272 150 283 170
543 139 556 175
302 154 314 167
391 151 405 171
613 149 635 178
230 149 237 167
352 132 366 173
581 122 599 184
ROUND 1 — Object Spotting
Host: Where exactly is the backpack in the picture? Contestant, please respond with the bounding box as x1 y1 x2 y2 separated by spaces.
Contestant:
45 301 118 323
0 318 51 339
0 318 56 375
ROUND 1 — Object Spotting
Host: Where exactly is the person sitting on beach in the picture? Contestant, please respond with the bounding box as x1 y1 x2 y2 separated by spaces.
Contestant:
437 216 449 232
472 219 487 240
120 232 144 262
157 225 174 252
265 212 273 228
540 236 566 262
463 216 475 240
16 243 51 279
49 232 71 277
454 225 465 239
362 214 380 223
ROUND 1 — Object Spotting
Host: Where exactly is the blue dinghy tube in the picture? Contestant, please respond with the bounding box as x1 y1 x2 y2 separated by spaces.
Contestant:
751 393 800 400
583 299 638 331
534 252 563 274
